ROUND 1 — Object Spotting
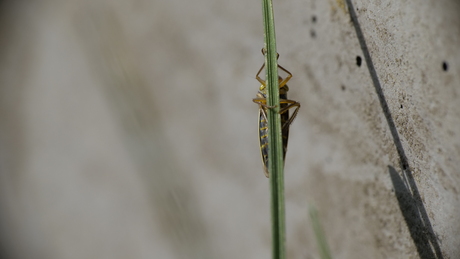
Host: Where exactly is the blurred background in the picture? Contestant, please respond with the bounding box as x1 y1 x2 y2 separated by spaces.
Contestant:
0 0 459 258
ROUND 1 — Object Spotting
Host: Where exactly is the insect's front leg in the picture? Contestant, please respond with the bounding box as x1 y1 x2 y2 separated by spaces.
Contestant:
256 48 292 88
255 63 266 86
255 63 293 88
277 64 292 88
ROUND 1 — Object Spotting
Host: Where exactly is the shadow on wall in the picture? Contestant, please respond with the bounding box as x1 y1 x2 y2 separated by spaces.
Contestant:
389 166 443 259
344 0 445 258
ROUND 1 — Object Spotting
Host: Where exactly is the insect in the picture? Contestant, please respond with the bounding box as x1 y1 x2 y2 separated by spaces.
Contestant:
253 49 300 178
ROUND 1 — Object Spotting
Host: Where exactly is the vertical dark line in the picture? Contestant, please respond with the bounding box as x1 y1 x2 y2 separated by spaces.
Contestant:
344 1 444 258
345 0 409 170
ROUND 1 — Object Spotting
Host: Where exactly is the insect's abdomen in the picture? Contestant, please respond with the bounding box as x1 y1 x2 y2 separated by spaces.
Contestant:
259 109 270 177
258 96 289 177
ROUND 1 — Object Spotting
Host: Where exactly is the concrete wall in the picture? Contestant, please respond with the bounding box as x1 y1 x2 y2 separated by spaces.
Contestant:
0 0 458 258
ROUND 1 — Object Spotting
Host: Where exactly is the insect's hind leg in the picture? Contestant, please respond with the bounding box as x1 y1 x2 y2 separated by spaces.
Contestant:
279 99 300 129
253 98 277 109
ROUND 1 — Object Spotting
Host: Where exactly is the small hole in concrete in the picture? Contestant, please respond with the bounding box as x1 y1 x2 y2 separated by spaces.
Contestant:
310 29 316 38
356 56 362 67
341 85 346 91
442 61 448 71
312 15 317 23
400 105 403 109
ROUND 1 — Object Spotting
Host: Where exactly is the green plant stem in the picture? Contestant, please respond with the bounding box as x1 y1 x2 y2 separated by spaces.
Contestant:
309 205 332 259
261 0 285 258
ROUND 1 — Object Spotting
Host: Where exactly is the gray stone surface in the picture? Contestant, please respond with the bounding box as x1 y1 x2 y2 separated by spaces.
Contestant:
0 0 459 258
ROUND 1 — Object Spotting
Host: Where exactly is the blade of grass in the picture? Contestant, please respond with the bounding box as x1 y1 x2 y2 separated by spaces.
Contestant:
309 205 333 259
261 0 285 258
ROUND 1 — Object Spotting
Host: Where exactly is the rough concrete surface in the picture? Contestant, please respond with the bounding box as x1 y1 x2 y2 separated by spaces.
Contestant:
0 0 459 258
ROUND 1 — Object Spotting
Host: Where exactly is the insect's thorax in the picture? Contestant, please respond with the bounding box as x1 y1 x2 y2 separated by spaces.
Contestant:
257 84 289 98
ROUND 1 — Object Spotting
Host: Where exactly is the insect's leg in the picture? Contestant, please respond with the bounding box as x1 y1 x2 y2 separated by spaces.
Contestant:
256 63 292 88
278 64 292 88
255 62 266 86
258 48 283 86
262 48 291 88
279 99 300 129
279 99 300 114
253 98 276 109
